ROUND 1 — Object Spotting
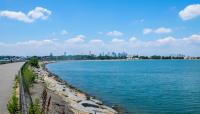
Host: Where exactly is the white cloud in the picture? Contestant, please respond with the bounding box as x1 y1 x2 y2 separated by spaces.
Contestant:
107 30 123 37
89 39 103 44
155 27 172 34
16 39 54 47
60 30 68 35
65 35 85 44
129 37 137 42
179 4 200 20
27 7 51 20
183 34 200 43
76 34 85 39
0 11 32 23
65 38 84 44
189 34 200 41
111 38 125 43
156 36 176 45
0 7 51 23
0 39 58 55
143 28 152 34
1 34 200 56
98 32 103 35
143 27 172 34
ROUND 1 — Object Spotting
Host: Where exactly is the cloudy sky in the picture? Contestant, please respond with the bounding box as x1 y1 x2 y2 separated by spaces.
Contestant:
0 0 200 56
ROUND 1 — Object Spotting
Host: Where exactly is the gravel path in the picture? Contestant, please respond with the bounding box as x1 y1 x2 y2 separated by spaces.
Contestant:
0 62 24 114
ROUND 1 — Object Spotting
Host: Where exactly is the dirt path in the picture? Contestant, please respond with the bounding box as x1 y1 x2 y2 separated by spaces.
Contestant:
0 62 24 114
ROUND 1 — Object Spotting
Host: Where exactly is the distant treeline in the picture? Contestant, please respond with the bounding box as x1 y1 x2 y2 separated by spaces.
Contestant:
38 55 127 61
35 55 200 61
1 55 200 63
132 55 186 59
0 56 25 64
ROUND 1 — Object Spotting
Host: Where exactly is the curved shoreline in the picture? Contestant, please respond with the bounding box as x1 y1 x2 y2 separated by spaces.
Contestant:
39 61 120 114
44 62 91 97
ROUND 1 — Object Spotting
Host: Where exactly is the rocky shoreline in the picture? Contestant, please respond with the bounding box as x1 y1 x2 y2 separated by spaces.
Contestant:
34 61 119 114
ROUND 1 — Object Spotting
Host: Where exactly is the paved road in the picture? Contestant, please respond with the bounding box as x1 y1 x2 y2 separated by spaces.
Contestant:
0 62 24 114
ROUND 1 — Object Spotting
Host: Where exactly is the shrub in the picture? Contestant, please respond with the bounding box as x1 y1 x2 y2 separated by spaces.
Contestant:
7 92 19 114
29 57 39 68
28 99 41 114
7 75 20 114
22 63 36 92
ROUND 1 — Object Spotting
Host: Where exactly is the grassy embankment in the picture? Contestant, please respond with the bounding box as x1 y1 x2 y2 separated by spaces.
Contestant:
22 58 41 114
7 57 41 114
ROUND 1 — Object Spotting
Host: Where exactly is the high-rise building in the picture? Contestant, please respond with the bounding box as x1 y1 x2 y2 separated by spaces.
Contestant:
89 51 92 55
64 51 67 56
50 52 53 57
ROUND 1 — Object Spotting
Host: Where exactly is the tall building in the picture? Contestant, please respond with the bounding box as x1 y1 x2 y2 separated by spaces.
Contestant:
89 51 92 55
64 51 67 56
50 52 53 57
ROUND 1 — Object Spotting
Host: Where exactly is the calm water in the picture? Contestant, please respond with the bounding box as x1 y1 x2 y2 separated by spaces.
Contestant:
47 60 200 114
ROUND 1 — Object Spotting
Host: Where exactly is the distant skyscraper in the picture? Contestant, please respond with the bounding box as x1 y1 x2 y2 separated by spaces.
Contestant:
111 52 117 57
50 52 53 57
64 51 67 56
89 51 92 55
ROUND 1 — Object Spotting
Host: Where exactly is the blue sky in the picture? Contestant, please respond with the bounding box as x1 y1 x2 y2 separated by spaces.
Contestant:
0 0 200 56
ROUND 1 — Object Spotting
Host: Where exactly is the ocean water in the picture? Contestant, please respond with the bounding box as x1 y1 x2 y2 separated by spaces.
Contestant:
47 60 200 114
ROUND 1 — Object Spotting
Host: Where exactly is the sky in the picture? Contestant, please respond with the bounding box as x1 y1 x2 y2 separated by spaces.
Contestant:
0 0 200 56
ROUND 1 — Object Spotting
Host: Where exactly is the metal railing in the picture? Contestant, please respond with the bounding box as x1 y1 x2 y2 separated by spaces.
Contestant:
19 64 28 114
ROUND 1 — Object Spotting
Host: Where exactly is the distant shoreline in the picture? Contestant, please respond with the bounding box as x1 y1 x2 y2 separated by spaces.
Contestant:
47 59 200 63
1 55 200 64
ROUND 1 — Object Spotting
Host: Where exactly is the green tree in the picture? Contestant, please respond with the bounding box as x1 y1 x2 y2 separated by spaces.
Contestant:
29 57 39 68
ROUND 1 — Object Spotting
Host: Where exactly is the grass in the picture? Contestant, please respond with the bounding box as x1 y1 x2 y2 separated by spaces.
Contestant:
7 75 20 114
21 62 36 92
21 58 42 114
28 99 41 114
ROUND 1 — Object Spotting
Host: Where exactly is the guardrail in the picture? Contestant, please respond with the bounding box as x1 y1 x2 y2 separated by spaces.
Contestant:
19 64 28 114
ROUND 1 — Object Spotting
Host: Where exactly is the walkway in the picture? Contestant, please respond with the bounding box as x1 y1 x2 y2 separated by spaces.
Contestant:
0 62 24 114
